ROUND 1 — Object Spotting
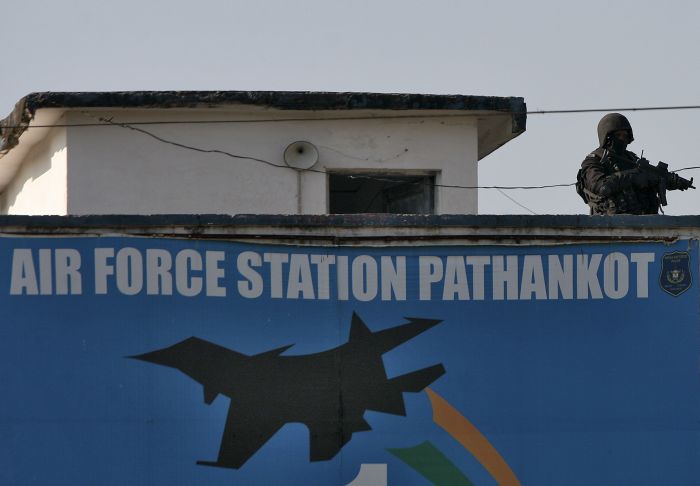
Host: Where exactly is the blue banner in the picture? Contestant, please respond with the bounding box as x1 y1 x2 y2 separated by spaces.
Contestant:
1 237 698 485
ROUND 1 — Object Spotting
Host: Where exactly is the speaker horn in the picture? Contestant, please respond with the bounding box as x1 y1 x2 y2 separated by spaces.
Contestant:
284 141 319 170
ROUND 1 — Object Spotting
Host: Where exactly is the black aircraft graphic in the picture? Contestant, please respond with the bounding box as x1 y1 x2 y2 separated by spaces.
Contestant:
130 312 445 469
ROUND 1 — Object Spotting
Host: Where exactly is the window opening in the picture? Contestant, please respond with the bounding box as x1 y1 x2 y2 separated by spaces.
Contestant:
329 173 435 214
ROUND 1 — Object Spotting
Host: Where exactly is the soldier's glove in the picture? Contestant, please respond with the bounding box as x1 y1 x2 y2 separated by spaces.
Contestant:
600 168 658 196
618 168 657 189
668 173 694 191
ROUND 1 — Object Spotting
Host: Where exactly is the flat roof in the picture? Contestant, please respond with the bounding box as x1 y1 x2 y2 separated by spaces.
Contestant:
4 90 526 112
0 90 526 159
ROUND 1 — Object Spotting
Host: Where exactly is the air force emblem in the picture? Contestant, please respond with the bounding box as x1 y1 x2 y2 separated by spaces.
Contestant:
660 251 692 296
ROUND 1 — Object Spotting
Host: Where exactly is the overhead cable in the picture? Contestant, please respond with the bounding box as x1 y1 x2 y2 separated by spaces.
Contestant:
98 117 579 190
98 117 700 192
0 103 700 129
495 189 538 215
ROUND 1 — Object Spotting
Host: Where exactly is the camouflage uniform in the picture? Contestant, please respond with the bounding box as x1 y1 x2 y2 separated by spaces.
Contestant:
578 113 659 215
579 147 660 215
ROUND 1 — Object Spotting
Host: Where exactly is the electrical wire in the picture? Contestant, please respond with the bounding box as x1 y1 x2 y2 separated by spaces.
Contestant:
526 105 700 115
100 117 700 193
98 117 580 191
674 166 700 173
7 108 696 213
105 117 286 170
2 111 698 201
496 189 538 215
102 118 697 213
111 111 548 212
1 103 700 129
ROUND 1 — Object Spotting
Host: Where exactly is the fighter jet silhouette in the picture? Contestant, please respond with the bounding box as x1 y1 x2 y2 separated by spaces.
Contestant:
129 312 444 469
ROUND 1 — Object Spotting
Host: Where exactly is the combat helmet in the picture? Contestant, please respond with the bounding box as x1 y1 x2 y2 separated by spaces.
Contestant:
597 113 634 147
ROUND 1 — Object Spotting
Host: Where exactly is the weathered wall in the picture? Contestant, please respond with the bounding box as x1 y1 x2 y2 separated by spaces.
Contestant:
0 214 697 486
1 127 67 215
60 110 478 215
1 214 698 244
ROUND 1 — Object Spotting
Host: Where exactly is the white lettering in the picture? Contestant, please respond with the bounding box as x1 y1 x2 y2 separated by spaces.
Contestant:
466 256 490 300
443 256 469 301
264 253 288 299
548 255 573 299
352 255 378 301
381 256 406 301
10 249 38 295
237 251 263 298
147 249 173 295
55 249 82 295
311 255 334 300
116 247 143 295
419 256 443 300
631 252 654 298
493 255 519 300
6 248 655 302
604 252 629 299
94 248 115 295
337 256 349 300
205 251 226 297
577 254 603 299
39 249 52 295
287 254 315 299
520 255 546 300
175 250 202 297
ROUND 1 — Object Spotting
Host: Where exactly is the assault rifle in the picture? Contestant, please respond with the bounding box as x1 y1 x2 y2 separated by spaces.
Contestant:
635 158 694 207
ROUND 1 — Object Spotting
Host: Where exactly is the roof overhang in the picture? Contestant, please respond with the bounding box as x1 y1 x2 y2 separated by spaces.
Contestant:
0 91 526 189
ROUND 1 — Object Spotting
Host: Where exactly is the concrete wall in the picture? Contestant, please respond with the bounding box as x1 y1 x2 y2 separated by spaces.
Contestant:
1 128 67 215
60 110 478 215
1 214 696 245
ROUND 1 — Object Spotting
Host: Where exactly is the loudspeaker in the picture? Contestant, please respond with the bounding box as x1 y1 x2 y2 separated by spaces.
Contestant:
283 141 319 170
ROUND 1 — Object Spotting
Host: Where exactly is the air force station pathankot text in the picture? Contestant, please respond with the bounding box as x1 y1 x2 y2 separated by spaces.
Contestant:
8 248 657 301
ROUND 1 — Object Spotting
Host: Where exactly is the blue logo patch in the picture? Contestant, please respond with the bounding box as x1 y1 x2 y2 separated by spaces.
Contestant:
660 251 692 296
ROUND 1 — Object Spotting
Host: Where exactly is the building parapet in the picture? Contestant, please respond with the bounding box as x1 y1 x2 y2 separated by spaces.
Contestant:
0 214 697 245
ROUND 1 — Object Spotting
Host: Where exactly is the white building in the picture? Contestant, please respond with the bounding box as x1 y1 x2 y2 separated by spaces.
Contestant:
0 91 525 215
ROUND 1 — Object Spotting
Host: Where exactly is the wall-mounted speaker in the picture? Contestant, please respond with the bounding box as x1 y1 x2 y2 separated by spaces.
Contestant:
283 141 319 170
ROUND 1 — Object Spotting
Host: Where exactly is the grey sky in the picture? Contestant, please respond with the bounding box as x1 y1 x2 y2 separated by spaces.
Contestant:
2 0 699 215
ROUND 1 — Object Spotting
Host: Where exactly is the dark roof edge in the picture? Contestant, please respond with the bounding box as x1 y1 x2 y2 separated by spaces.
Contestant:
0 91 525 158
0 214 699 230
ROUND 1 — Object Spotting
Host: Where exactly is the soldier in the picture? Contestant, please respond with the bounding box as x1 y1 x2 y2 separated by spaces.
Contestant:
577 113 692 215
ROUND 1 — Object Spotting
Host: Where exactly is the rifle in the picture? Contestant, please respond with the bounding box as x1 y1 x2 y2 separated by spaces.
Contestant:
635 158 695 207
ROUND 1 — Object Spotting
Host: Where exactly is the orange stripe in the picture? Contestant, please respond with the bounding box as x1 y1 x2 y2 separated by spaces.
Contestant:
425 387 522 486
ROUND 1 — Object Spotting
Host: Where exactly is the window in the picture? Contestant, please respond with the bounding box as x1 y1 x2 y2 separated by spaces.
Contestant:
329 173 435 214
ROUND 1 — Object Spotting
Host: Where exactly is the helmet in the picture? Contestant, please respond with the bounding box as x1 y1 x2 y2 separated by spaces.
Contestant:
597 113 634 147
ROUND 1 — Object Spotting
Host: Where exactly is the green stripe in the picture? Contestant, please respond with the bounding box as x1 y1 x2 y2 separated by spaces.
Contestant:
387 441 475 486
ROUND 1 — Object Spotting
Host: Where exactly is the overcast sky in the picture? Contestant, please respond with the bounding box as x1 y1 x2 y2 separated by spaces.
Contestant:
2 0 699 215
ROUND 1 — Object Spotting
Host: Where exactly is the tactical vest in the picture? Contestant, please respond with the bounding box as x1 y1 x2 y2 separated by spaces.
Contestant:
577 150 659 215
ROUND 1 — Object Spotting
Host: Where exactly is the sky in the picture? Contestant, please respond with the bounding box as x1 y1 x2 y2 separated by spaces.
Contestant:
1 0 699 215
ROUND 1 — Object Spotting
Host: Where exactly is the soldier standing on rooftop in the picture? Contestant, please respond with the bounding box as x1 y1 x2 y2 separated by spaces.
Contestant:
577 113 692 215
